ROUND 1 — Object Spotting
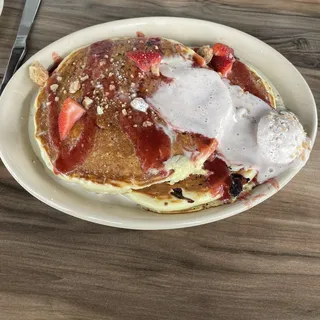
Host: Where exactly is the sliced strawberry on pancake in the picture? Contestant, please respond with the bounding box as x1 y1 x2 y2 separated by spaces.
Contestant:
210 56 234 77
212 43 234 58
127 51 162 72
210 43 235 77
58 97 86 141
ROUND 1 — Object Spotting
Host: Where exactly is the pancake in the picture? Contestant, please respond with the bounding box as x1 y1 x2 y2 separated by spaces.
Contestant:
34 37 217 193
127 156 257 213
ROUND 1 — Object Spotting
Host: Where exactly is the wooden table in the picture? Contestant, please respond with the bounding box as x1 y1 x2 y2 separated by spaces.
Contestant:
0 1 319 319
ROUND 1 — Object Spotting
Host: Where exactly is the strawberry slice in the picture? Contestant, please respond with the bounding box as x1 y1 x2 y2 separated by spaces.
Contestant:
211 43 235 77
58 97 86 141
212 43 234 58
210 56 234 77
127 51 162 72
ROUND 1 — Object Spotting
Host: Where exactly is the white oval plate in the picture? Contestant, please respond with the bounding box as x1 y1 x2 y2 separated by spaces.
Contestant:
0 17 317 230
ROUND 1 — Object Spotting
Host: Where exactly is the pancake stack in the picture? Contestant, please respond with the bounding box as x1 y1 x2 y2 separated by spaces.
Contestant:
32 35 279 213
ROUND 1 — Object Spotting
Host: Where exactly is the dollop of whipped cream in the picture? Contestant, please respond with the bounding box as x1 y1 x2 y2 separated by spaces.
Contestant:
147 55 310 183
257 112 307 165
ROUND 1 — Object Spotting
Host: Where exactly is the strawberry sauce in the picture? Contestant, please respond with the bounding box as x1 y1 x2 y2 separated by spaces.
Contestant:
47 72 97 174
54 116 97 173
203 156 249 200
204 156 231 200
119 109 171 172
48 39 173 174
47 43 110 174
227 60 271 105
192 134 218 160
48 52 63 75
46 76 61 149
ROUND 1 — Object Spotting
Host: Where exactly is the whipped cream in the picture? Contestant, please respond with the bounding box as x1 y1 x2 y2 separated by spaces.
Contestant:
148 55 310 183
218 84 309 182
257 112 306 165
148 56 233 140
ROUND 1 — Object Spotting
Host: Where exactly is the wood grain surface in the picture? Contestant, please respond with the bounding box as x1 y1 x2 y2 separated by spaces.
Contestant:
0 1 319 319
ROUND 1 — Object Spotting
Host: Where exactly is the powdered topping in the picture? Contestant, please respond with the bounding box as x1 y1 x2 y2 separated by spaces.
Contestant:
50 84 58 92
82 96 93 109
69 80 80 93
130 97 149 112
96 105 104 115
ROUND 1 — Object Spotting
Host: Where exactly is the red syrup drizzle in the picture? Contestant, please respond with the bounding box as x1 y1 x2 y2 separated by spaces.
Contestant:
193 46 272 106
191 133 218 161
204 156 232 201
47 42 117 174
47 74 97 174
46 76 61 150
119 108 171 173
48 39 173 175
48 52 63 75
54 116 96 173
226 60 272 105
